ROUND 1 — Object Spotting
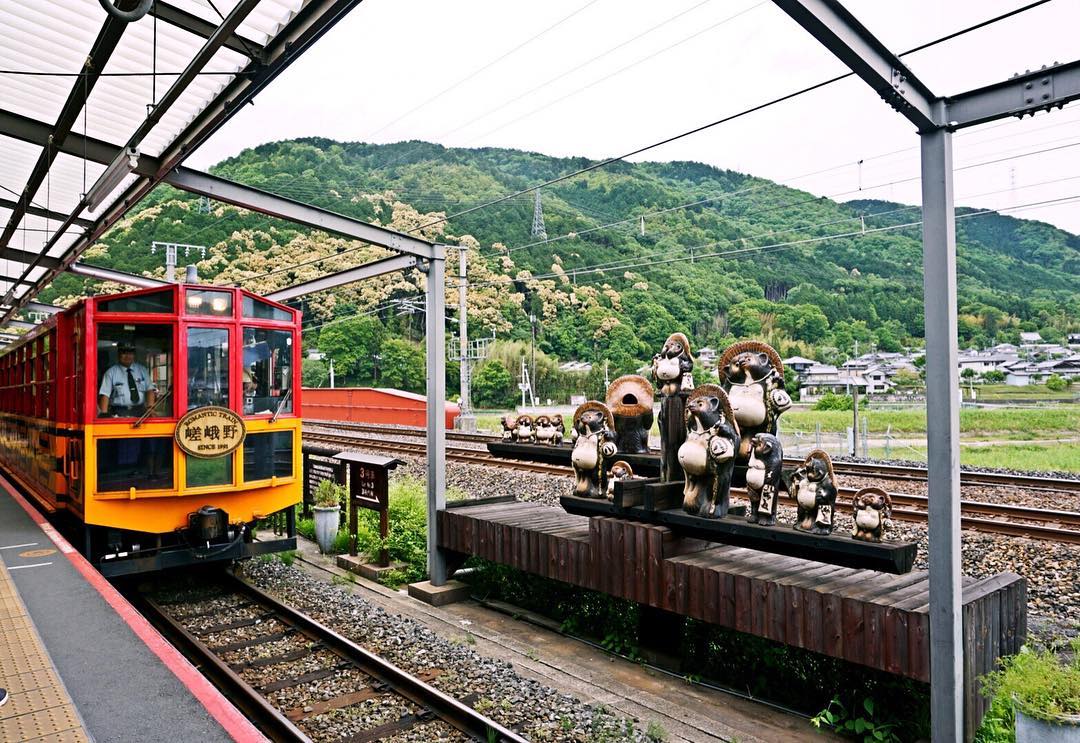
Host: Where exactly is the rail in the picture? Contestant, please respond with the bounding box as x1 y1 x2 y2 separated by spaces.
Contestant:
136 571 526 743
302 425 1080 545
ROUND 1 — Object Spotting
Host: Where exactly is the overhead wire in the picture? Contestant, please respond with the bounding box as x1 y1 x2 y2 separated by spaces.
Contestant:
231 0 1061 286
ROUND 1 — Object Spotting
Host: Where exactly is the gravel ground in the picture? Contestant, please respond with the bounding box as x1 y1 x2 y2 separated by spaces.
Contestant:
340 443 1079 628
240 560 652 742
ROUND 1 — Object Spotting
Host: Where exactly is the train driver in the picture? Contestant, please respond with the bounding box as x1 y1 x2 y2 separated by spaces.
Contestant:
98 342 158 416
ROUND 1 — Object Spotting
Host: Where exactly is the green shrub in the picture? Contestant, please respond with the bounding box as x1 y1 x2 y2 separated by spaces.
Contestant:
1045 374 1069 392
981 641 1080 726
297 517 315 540
314 478 345 508
813 392 855 411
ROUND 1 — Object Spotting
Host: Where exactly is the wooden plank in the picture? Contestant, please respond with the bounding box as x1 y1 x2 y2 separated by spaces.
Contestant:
634 523 649 605
962 597 978 743
662 558 677 613
908 609 931 683
647 526 665 609
612 519 627 601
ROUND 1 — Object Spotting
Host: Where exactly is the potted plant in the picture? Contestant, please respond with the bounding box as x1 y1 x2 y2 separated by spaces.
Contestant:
312 479 345 554
982 641 1080 742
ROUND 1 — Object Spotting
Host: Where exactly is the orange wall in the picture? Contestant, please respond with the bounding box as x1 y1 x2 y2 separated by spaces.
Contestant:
302 387 460 429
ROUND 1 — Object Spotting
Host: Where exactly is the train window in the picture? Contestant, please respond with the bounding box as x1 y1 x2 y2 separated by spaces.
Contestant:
187 327 230 410
243 431 293 482
96 437 173 492
99 290 172 314
186 453 233 488
186 289 233 317
242 296 291 322
241 328 293 415
97 325 173 419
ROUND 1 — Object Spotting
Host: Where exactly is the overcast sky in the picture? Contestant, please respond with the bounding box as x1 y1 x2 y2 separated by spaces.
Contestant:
192 0 1080 234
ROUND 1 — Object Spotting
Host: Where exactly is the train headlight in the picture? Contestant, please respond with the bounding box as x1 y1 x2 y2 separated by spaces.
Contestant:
187 294 203 310
211 296 228 313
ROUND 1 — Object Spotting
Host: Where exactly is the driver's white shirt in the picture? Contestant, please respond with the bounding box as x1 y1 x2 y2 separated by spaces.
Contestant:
98 362 155 407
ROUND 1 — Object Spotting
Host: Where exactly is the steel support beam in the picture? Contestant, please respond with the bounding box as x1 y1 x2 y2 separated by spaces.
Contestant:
0 109 159 177
424 248 448 586
946 60 1080 130
771 0 938 130
2 0 363 322
165 167 435 259
0 195 94 230
0 3 134 251
921 116 963 743
150 2 266 59
266 253 420 303
25 301 62 315
68 263 168 289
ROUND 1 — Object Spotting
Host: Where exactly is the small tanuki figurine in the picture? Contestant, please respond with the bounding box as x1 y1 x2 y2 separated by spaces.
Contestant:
500 414 516 441
717 341 792 462
652 332 695 482
533 414 564 446
852 487 893 542
570 401 617 499
745 433 784 526
607 460 640 498
678 384 740 519
605 375 655 454
791 449 838 535
512 414 535 443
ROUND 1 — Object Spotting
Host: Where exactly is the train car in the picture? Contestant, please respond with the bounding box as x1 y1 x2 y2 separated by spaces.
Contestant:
303 387 460 429
0 283 301 576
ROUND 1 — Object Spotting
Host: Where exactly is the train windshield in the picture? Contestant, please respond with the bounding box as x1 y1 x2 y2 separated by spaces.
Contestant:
187 327 230 410
242 328 292 415
96 324 172 419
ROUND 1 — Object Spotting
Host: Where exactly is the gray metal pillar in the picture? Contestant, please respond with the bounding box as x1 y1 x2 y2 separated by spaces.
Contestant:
921 118 963 742
425 247 448 585
456 244 476 431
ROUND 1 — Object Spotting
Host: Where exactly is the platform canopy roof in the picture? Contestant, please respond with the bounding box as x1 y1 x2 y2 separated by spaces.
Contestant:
0 0 376 325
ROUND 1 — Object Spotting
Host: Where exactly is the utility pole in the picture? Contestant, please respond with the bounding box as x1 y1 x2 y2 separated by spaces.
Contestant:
329 359 335 389
529 313 538 405
151 241 206 282
851 382 860 457
456 245 476 431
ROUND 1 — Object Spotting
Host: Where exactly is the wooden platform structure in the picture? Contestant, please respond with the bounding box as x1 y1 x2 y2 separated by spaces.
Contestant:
439 500 1027 740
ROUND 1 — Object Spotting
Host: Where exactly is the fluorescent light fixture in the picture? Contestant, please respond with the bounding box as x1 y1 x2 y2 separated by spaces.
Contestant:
84 148 140 211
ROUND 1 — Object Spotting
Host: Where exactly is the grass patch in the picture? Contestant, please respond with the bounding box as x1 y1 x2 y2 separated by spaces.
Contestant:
866 442 1080 472
783 407 1079 436
976 384 1078 402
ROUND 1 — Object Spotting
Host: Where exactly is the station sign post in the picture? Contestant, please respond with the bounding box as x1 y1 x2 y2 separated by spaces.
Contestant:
334 451 401 565
301 444 346 520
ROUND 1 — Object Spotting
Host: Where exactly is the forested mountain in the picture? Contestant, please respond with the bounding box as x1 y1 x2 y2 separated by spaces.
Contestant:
41 138 1080 386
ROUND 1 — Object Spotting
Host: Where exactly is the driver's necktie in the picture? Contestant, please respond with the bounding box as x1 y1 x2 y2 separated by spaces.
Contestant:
126 368 140 405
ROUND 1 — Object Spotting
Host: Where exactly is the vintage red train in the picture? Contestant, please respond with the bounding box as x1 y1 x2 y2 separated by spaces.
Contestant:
0 283 301 575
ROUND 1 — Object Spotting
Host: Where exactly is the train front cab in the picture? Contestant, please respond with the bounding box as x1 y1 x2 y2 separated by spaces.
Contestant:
83 285 301 575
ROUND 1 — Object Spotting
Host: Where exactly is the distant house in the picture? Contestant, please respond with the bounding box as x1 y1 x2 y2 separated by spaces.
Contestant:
782 356 817 377
559 361 592 373
697 347 717 366
1001 356 1080 386
798 364 888 400
957 353 1010 374
1019 331 1043 346
1068 333 1080 347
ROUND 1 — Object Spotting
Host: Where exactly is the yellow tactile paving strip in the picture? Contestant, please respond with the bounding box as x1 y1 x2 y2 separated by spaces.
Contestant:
0 562 89 743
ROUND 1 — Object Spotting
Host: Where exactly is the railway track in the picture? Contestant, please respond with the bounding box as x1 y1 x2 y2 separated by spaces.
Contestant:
304 420 1080 493
137 572 525 743
304 425 1080 545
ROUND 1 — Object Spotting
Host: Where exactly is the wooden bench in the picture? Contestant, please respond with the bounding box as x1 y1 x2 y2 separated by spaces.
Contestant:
438 500 1026 741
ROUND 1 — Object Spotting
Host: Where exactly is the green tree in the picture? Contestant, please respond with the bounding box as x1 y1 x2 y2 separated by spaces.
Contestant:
960 368 976 379
301 358 328 387
317 316 384 385
471 360 514 408
378 338 425 392
982 369 1006 383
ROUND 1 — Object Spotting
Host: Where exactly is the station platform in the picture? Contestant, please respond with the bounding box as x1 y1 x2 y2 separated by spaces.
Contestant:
0 475 266 743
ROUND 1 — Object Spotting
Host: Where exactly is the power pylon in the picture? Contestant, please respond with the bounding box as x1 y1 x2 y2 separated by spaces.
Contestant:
531 190 547 239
